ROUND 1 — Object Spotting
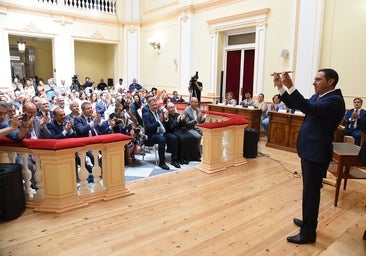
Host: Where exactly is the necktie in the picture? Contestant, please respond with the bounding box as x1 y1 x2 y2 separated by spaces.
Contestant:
354 109 358 129
88 117 97 136
155 113 165 135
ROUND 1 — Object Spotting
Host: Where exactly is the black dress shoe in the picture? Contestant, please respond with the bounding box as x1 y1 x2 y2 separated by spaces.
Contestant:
287 234 316 244
159 162 170 170
183 160 189 165
171 161 181 168
193 158 201 162
293 218 303 228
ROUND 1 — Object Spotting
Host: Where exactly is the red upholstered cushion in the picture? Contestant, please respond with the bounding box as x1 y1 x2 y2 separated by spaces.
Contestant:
0 134 132 150
198 122 228 129
0 137 28 147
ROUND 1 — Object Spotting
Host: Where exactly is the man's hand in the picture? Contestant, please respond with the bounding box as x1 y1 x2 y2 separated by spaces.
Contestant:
272 72 294 90
272 73 283 89
281 72 294 89
11 115 22 129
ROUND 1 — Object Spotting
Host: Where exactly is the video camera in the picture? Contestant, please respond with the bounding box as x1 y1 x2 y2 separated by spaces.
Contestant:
189 71 199 91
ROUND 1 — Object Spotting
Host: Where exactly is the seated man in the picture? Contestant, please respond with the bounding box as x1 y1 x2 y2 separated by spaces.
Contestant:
142 97 180 170
183 97 207 161
0 101 22 139
164 102 201 164
344 97 366 145
74 101 106 181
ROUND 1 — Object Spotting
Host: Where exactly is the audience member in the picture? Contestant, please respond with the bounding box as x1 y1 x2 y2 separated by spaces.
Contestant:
83 77 94 93
225 91 237 106
129 78 142 92
0 101 22 139
253 93 268 123
36 98 53 123
183 97 206 161
47 107 76 139
261 94 286 136
115 78 127 92
171 91 185 103
241 91 253 107
344 97 366 145
129 93 144 127
142 97 180 170
125 123 148 165
165 102 201 164
44 78 59 102
97 78 108 91
95 91 110 120
74 101 105 137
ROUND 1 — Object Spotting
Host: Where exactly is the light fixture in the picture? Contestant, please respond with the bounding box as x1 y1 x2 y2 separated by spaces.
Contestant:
17 39 26 53
149 41 161 51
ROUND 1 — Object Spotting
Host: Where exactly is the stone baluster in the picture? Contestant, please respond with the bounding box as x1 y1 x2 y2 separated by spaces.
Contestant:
78 151 90 195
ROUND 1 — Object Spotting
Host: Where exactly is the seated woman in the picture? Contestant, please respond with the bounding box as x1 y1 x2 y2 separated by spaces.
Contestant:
164 102 201 164
225 91 237 106
261 94 285 136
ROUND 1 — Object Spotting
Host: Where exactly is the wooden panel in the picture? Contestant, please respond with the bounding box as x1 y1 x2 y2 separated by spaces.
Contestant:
266 112 304 152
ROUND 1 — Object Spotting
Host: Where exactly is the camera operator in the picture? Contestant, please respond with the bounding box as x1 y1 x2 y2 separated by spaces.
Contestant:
102 113 127 134
125 122 148 165
70 75 81 92
189 71 203 103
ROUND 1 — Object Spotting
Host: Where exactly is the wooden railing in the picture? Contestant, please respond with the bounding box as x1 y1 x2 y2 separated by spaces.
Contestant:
196 111 249 173
0 111 249 212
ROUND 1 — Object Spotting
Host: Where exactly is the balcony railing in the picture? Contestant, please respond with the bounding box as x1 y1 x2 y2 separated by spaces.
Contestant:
37 0 117 14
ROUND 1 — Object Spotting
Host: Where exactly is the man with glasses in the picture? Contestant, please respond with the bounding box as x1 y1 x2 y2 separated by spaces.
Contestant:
36 98 53 123
0 101 22 139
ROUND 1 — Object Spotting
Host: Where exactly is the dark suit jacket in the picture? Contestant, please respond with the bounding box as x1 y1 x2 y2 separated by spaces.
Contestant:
280 89 345 164
47 120 76 139
142 109 164 139
344 108 366 130
74 115 105 137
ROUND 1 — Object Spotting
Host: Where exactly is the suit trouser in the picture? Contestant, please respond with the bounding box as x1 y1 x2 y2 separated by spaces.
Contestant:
148 133 178 163
301 158 329 237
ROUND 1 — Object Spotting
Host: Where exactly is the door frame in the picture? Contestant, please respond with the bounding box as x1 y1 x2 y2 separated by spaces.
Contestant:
223 35 255 103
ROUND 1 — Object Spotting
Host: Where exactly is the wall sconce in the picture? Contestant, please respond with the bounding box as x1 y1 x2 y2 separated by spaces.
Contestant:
149 41 161 53
280 49 289 59
17 40 26 53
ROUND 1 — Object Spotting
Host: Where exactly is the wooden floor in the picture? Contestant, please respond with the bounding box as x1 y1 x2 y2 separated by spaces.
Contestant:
1 139 366 256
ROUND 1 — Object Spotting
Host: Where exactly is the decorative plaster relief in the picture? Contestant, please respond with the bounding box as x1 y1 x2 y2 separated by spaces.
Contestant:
23 22 41 32
91 30 104 39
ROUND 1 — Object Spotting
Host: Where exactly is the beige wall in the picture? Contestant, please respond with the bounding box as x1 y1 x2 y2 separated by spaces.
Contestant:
74 41 115 86
321 0 366 107
8 37 53 81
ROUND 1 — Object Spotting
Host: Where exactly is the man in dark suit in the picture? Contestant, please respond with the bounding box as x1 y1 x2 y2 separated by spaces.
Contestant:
74 101 105 137
273 68 345 244
142 97 180 170
47 107 76 139
74 101 105 180
344 97 365 145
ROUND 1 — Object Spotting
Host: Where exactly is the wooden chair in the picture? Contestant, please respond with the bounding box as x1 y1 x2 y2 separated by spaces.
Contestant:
361 131 365 147
325 142 366 207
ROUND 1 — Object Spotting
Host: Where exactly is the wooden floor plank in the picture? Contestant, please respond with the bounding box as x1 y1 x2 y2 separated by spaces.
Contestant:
1 139 366 256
